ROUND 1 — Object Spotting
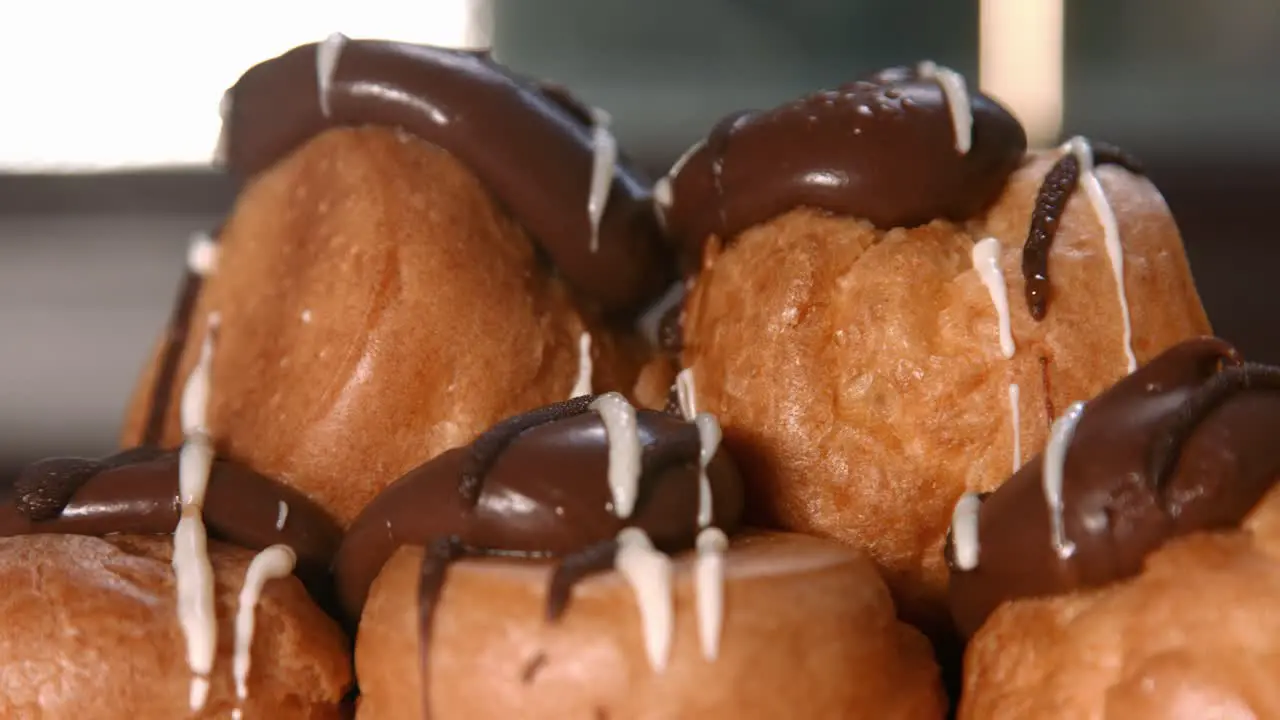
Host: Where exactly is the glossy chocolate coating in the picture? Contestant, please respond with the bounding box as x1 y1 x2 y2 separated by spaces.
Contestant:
947 338 1280 636
332 402 744 621
662 65 1026 256
1021 141 1146 320
1 447 342 582
224 39 672 314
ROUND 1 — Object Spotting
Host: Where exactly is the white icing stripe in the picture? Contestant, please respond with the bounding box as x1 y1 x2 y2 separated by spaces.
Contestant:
615 528 674 672
971 237 1015 358
212 90 231 167
693 412 721 528
590 393 642 518
174 510 216 710
316 33 348 118
187 232 219 277
232 545 298 717
587 107 617 253
173 317 220 711
1062 137 1137 373
275 500 289 531
949 492 983 571
1008 383 1022 471
570 332 593 398
654 138 706 220
636 280 685 349
1043 401 1086 558
675 368 697 421
918 61 973 154
694 527 728 661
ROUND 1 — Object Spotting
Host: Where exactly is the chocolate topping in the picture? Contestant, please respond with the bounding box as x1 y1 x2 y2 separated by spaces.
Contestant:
142 262 207 445
332 399 744 622
1021 140 1146 320
224 39 672 314
947 338 1280 636
661 65 1026 259
1 447 342 583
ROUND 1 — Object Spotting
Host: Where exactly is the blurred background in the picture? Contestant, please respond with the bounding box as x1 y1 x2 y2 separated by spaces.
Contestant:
2 0 1277 475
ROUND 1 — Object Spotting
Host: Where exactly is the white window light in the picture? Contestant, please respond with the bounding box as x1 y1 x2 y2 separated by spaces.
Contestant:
0 0 493 171
980 0 1064 148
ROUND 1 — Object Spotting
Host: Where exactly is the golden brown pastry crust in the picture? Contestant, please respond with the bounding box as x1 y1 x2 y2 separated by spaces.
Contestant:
354 531 945 719
120 127 650 525
960 487 1280 719
680 152 1211 626
0 534 351 718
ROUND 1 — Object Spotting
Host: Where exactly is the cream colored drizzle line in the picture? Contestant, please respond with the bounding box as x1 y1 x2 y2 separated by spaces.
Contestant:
173 315 220 711
917 61 972 154
587 107 618 252
949 492 983 571
316 33 348 118
231 545 297 720
1043 401 1087 558
1061 136 1137 373
594 389 729 666
570 331 593 398
187 232 219 277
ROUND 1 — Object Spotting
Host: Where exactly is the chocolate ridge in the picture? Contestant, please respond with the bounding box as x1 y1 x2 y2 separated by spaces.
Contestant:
1 448 343 587
332 403 744 622
1021 140 1146 320
224 39 673 315
947 337 1280 636
661 65 1027 261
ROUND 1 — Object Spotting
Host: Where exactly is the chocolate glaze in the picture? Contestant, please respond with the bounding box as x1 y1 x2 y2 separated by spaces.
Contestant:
947 337 1280 636
224 39 672 314
332 398 744 622
142 264 207 445
661 65 1026 260
1021 140 1146 320
1 447 343 585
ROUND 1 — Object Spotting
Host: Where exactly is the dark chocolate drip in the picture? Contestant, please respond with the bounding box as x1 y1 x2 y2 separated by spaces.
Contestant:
417 536 466 720
332 404 745 622
142 266 205 445
1020 140 1147 320
948 337 1280 637
1149 361 1279 492
662 65 1027 261
225 39 673 315
545 538 620 620
458 395 596 505
1090 141 1145 175
0 448 342 587
1021 155 1079 320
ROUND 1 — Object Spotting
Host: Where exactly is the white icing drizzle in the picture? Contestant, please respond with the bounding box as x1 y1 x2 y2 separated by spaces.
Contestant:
654 138 707 218
1061 136 1137 373
173 316 220 711
275 500 289 531
1008 383 1022 471
231 545 297 719
675 368 698 421
693 412 721 529
971 237 1015 358
917 60 973 154
949 492 983 571
316 33 349 117
1042 401 1086 559
590 393 642 518
570 331 593 398
186 232 219 277
212 90 231 167
693 527 728 661
635 280 685 349
615 528 674 671
586 107 618 253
